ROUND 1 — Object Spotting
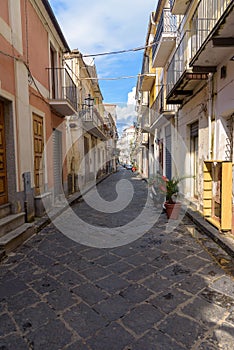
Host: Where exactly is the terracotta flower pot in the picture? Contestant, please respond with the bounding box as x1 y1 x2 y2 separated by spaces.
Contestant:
165 202 181 220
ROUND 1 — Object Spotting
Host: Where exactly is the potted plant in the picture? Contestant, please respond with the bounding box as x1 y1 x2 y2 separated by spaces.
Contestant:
148 174 189 218
161 177 180 219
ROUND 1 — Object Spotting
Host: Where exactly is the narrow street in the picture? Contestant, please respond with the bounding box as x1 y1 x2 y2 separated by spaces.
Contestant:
1 168 234 350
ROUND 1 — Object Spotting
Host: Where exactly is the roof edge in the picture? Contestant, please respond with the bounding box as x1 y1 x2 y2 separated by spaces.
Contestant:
41 0 70 52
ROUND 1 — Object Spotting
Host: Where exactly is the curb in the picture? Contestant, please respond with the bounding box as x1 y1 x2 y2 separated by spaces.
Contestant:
186 207 234 259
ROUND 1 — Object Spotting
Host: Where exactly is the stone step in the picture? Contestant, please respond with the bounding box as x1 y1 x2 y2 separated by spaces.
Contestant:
0 213 25 237
0 223 34 255
0 203 11 219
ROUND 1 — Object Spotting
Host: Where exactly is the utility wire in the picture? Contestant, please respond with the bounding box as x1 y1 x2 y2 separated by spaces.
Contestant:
81 73 155 81
82 43 155 57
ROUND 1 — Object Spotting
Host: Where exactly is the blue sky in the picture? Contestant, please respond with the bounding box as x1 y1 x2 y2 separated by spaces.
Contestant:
48 0 157 132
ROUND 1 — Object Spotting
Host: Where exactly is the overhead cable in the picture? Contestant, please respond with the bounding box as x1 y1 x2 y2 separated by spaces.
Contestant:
82 42 155 57
81 73 155 81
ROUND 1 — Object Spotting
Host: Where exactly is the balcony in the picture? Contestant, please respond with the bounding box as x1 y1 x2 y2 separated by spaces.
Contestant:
140 105 151 132
166 31 209 104
152 9 177 67
81 106 108 141
170 0 192 15
190 0 234 68
140 132 149 145
139 56 155 91
150 85 176 127
156 85 176 115
48 68 78 116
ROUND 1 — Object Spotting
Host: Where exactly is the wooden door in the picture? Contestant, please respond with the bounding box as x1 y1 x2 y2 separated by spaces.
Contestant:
0 102 7 205
158 139 164 175
53 129 63 197
33 114 44 195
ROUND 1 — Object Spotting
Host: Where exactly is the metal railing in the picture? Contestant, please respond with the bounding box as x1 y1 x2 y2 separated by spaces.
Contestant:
81 106 103 124
156 85 176 113
48 67 77 111
166 31 191 96
141 105 150 129
81 106 109 137
191 0 232 58
139 55 150 88
149 106 158 126
152 9 177 58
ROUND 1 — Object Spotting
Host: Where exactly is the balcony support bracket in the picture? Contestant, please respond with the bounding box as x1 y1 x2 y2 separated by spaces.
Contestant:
212 37 234 47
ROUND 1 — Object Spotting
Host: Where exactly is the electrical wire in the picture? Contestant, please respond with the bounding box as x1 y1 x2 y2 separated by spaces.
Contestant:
80 73 155 81
82 75 137 81
81 43 155 57
0 49 52 104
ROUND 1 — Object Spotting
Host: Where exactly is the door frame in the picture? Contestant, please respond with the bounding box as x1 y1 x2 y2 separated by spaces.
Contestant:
0 101 8 205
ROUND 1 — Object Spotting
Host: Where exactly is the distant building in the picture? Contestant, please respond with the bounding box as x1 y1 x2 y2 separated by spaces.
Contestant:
118 126 136 164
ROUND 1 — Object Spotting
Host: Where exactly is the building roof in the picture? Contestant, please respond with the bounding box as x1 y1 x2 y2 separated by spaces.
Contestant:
41 0 70 52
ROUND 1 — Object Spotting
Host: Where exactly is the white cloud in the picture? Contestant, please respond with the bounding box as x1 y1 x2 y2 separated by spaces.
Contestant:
116 86 136 134
127 87 136 106
49 0 157 53
48 0 157 133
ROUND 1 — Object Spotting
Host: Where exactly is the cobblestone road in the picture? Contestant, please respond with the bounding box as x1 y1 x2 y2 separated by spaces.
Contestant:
1 168 234 349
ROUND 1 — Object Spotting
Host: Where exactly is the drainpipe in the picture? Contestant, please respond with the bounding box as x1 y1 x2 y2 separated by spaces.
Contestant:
208 73 213 160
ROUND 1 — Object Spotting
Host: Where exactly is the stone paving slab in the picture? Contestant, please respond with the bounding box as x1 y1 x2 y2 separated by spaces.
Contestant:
0 169 234 349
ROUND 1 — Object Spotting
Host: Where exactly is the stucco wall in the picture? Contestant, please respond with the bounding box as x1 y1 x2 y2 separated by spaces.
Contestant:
177 86 209 206
215 60 234 160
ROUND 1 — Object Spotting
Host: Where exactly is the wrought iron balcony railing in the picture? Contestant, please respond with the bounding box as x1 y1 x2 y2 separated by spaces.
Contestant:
81 105 103 124
140 105 150 131
81 106 108 140
156 85 176 113
152 9 177 58
191 0 232 58
48 67 78 115
166 31 191 96
139 55 151 90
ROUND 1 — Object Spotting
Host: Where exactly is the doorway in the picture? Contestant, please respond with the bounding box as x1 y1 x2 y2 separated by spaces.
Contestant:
33 114 44 195
0 102 7 205
190 121 199 198
53 129 63 198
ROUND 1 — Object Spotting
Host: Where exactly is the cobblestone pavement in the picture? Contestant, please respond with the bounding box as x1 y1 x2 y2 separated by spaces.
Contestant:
1 168 234 349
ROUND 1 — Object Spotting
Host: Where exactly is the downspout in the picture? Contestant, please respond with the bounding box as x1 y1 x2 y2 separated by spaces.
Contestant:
208 73 213 160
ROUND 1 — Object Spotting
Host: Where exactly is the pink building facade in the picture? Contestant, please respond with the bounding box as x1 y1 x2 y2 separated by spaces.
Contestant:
0 0 77 228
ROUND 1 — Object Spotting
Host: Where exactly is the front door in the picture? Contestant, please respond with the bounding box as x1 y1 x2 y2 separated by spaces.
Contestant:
53 129 63 198
190 121 199 198
0 102 8 205
158 139 164 175
33 114 44 195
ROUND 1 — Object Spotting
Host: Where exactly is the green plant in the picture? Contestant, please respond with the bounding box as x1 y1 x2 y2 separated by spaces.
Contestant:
148 175 188 204
164 175 194 203
164 177 180 204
